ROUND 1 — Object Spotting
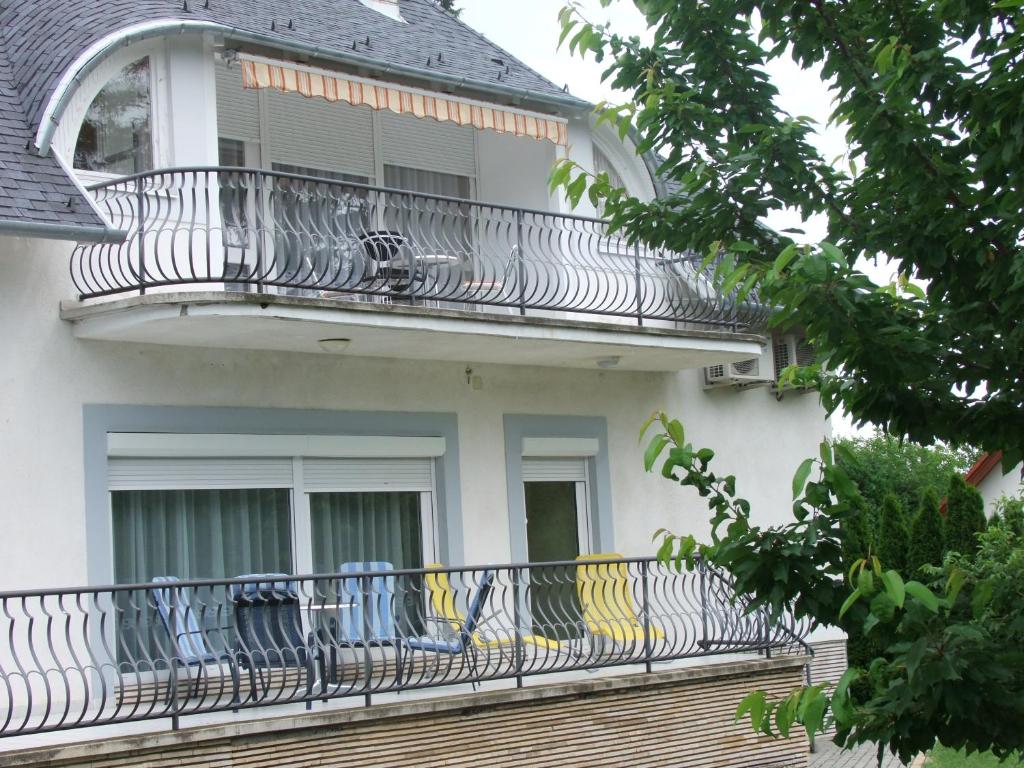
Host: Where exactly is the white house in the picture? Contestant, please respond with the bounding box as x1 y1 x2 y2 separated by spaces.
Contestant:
964 452 1023 514
0 1 830 765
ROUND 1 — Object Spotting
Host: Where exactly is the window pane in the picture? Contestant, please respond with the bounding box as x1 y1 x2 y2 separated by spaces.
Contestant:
111 487 292 662
74 58 153 175
525 481 584 640
309 491 423 572
112 488 293 582
218 137 246 166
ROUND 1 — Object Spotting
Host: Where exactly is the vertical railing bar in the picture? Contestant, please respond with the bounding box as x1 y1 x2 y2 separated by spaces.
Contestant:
640 561 652 674
700 562 709 652
135 177 147 295
515 209 526 316
361 573 372 707
634 242 644 326
254 172 265 294
167 586 180 731
511 567 524 689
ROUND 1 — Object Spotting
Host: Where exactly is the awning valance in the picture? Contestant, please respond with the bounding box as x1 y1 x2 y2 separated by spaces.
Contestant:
238 55 569 147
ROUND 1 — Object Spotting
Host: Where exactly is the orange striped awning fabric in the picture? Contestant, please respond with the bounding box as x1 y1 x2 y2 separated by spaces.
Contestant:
239 56 569 147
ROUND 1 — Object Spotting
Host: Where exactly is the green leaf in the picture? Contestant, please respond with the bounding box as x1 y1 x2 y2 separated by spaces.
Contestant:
830 668 859 725
638 411 660 443
904 581 940 613
736 689 766 730
839 587 862 619
665 418 685 446
792 458 815 499
802 692 827 738
643 434 668 472
881 570 905 608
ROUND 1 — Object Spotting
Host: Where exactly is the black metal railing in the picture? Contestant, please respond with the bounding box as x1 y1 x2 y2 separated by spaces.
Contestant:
0 557 808 738
70 167 767 329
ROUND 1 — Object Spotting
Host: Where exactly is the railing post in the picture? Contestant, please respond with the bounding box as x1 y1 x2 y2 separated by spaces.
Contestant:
764 608 772 659
640 560 652 674
699 561 709 651
136 177 147 295
515 209 526 315
360 573 373 707
634 243 644 326
254 172 265 294
511 566 524 689
167 586 180 731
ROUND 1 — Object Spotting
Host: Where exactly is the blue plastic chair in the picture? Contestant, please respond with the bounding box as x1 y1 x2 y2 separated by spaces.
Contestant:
230 574 317 708
152 576 240 706
403 570 495 689
324 562 403 686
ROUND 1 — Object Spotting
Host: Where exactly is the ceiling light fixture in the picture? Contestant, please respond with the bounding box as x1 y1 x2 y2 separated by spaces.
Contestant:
596 356 621 369
318 338 352 353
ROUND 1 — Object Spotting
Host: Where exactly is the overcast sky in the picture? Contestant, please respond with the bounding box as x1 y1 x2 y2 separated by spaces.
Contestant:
458 0 876 437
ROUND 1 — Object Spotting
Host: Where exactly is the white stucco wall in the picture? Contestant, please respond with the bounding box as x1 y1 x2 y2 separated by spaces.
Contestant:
0 235 829 591
976 463 1024 512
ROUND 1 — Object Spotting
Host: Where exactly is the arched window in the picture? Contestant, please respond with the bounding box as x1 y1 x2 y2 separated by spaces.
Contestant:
592 145 627 216
74 58 153 175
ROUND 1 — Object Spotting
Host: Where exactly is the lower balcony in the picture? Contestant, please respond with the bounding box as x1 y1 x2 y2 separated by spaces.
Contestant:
64 168 767 371
0 558 809 744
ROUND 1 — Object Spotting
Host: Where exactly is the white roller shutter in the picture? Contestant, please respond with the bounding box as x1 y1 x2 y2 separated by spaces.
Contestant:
380 111 476 177
522 458 587 483
215 61 261 142
108 458 294 490
265 90 375 177
302 458 434 492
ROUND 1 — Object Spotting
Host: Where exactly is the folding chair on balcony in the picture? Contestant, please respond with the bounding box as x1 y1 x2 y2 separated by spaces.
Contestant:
152 576 240 708
404 566 561 689
319 561 404 687
575 554 665 652
230 574 319 709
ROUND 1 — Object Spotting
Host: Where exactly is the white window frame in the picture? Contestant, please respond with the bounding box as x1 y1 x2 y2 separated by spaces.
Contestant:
522 457 593 557
105 435 443 583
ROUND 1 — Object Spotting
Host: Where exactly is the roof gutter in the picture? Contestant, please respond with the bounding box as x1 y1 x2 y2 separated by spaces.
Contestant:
0 219 128 244
37 19 591 155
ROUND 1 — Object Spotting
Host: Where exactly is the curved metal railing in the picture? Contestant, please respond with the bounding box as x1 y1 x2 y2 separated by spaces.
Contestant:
0 556 807 738
70 168 768 329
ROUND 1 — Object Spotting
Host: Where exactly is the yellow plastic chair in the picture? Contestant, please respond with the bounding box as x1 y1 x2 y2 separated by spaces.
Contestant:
575 554 665 645
424 565 561 651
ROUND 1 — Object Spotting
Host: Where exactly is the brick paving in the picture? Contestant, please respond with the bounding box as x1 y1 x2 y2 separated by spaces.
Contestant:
810 740 919 767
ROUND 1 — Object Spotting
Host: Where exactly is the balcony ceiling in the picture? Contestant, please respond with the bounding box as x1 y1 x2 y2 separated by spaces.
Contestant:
61 293 765 372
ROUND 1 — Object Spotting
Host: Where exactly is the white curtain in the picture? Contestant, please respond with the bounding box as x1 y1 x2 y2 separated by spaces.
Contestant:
112 488 293 583
309 491 423 572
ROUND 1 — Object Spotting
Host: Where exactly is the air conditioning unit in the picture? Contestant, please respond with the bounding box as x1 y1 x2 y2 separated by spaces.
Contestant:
772 333 816 393
703 347 773 389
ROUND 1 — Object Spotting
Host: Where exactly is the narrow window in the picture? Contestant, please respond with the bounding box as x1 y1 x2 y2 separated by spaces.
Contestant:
74 58 153 175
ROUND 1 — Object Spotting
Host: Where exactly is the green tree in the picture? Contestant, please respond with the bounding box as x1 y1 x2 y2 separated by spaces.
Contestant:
907 488 945 574
991 496 1023 537
553 0 1024 468
946 476 987 557
834 432 973 517
557 0 1024 757
877 494 910 573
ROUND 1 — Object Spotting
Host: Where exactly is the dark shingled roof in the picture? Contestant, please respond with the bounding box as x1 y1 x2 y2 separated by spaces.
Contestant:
0 0 586 239
0 41 106 236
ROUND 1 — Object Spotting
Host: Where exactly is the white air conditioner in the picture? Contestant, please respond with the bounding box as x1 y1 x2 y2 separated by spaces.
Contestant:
771 333 816 393
703 347 773 389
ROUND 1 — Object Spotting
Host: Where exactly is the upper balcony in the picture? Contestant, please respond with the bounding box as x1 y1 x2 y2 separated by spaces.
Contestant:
65 167 767 370
52 37 767 370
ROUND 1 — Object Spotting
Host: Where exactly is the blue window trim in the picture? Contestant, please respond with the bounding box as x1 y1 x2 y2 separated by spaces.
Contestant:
502 414 613 562
83 405 462 586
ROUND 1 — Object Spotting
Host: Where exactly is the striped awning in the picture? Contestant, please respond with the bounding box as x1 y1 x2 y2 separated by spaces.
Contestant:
238 55 569 147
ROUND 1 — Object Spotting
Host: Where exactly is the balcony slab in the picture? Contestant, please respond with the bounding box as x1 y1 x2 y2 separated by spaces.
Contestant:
61 292 766 372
